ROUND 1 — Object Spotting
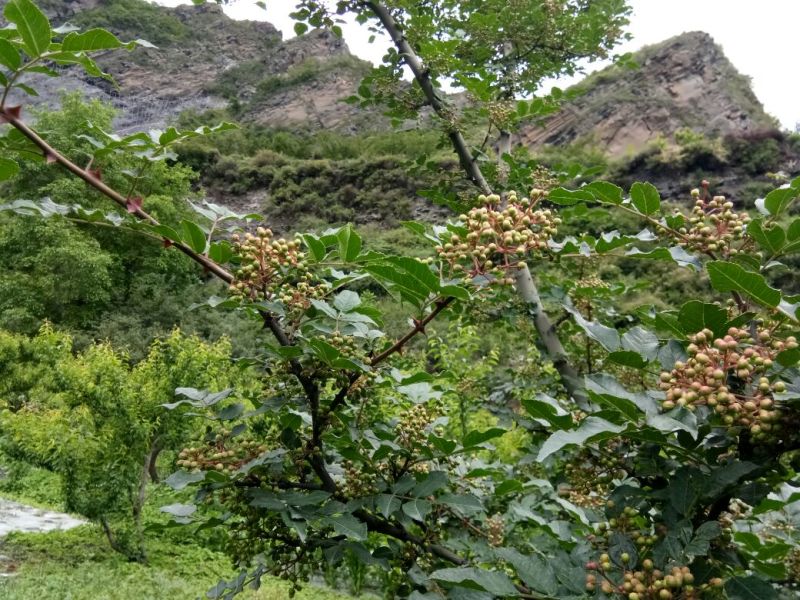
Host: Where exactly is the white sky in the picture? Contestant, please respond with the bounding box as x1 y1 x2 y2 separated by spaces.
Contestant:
159 0 800 129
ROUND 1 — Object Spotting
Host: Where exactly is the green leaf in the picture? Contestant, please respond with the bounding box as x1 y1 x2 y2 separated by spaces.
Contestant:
630 182 661 215
401 498 432 521
302 234 326 261
763 186 798 217
463 427 505 448
747 219 785 256
494 548 557 596
706 261 781 308
430 568 518 596
412 470 448 497
0 157 20 181
584 181 623 205
0 38 21 70
537 417 625 461
333 290 360 312
4 0 51 58
547 187 593 205
165 470 205 490
293 22 308 35
620 326 659 361
326 514 367 541
565 306 620 351
376 494 401 518
437 493 483 516
607 350 646 369
62 28 123 51
724 575 779 600
180 220 207 253
678 301 729 337
521 395 573 429
336 226 361 262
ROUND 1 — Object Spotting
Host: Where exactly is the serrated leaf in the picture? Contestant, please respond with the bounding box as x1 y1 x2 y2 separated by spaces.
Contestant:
4 0 50 58
584 180 623 204
437 493 483 516
763 186 798 217
0 38 21 69
521 394 573 428
724 575 779 600
302 234 326 261
494 548 557 596
747 219 785 256
546 187 593 205
180 220 207 253
463 427 505 448
160 503 196 518
537 417 625 461
621 326 659 360
630 182 660 215
165 470 205 490
678 300 729 337
401 498 432 521
376 494 402 518
326 514 367 541
62 28 123 51
337 226 361 262
0 157 20 181
707 261 781 308
430 568 518 596
333 290 360 312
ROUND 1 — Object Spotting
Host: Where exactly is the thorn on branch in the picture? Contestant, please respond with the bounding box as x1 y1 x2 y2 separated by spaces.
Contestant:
0 105 21 123
126 196 143 214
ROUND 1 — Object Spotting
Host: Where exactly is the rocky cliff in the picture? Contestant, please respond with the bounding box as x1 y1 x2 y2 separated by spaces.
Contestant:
519 31 778 158
0 0 374 132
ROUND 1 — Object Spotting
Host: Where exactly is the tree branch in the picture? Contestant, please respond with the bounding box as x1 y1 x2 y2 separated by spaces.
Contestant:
370 296 454 366
360 1 490 194
514 263 590 410
0 106 233 284
360 1 587 408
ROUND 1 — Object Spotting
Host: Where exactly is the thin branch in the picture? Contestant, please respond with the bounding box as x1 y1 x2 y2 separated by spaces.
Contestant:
360 0 490 194
0 106 233 284
369 296 454 366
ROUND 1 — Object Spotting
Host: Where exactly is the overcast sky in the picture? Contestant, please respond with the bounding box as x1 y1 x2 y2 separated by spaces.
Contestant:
159 0 800 129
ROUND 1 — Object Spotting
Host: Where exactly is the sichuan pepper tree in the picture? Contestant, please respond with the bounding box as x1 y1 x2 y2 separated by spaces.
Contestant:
1 1 799 599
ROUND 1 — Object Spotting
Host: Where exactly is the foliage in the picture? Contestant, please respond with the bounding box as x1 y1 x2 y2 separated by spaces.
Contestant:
0 325 253 560
1 2 800 600
71 0 190 46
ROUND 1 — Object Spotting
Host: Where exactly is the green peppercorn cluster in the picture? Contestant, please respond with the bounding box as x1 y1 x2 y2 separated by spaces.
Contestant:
436 189 560 284
586 505 721 599
786 547 800 584
676 190 750 255
562 447 624 507
485 514 504 547
717 498 751 537
341 459 378 498
395 403 439 449
226 501 313 594
177 432 267 475
228 228 327 310
659 327 797 442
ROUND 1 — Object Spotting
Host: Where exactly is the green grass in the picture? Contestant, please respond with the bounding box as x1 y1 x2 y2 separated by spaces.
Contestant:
0 455 358 600
0 526 356 600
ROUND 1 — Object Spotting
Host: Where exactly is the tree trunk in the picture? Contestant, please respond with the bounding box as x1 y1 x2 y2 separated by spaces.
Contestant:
146 439 162 483
514 263 590 410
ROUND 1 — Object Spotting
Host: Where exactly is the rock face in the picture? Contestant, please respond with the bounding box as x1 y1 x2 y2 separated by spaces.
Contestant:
0 0 373 132
519 31 778 157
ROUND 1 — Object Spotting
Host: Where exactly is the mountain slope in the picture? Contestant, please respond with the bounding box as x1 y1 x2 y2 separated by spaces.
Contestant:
0 0 374 132
519 31 778 157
